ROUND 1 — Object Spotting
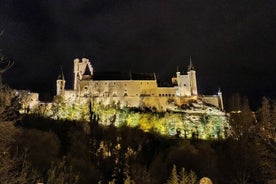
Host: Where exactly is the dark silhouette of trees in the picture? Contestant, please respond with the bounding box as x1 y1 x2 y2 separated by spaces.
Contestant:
0 94 275 183
229 95 255 139
0 54 14 86
255 97 276 182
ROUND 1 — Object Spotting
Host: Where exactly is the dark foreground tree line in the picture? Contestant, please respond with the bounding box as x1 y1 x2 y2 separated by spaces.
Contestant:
0 85 275 183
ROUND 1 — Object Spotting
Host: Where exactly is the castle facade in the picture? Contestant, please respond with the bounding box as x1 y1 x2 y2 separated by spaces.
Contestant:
55 58 223 111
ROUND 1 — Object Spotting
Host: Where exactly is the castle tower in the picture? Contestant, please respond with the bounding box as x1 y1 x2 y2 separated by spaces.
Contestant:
174 70 192 96
218 89 224 110
56 73 66 96
176 70 182 96
73 58 80 90
187 57 198 96
73 58 93 90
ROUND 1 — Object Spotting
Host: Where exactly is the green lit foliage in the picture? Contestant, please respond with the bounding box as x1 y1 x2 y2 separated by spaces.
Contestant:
91 103 229 140
30 98 230 140
26 93 233 142
32 101 90 121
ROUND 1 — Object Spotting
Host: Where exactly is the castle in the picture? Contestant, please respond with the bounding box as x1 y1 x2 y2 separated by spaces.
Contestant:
55 58 224 111
19 57 230 139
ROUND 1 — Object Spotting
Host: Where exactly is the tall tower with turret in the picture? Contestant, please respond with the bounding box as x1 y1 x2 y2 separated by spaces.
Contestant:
73 58 80 90
56 72 66 96
187 57 198 96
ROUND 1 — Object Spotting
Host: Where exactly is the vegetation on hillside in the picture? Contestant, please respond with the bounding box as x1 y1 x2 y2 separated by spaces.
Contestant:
0 81 275 183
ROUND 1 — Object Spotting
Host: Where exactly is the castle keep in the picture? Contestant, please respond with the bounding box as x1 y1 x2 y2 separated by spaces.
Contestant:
55 58 223 111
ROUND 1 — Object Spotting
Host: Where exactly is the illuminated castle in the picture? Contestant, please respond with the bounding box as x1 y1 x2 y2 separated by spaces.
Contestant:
55 58 223 111
19 57 230 139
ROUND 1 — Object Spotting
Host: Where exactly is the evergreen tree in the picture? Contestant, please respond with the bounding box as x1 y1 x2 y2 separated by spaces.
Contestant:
179 168 189 184
166 165 198 184
166 165 179 184
257 97 275 141
229 96 255 139
188 170 197 184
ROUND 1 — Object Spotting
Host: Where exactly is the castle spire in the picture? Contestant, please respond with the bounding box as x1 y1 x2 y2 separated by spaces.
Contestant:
188 56 195 71
60 65 65 80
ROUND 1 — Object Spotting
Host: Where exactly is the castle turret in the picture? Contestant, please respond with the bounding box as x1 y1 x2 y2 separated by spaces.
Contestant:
218 89 224 110
187 57 198 96
175 70 182 96
56 74 66 96
73 58 80 90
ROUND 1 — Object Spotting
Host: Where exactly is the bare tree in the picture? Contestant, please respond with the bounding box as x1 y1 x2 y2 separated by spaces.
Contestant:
0 54 14 86
0 123 42 183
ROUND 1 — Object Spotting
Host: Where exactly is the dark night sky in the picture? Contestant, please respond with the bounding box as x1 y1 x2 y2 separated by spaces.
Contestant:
0 0 275 108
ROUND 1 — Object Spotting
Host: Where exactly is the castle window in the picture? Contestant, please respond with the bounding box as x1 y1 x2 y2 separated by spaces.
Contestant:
159 94 161 97
124 93 128 96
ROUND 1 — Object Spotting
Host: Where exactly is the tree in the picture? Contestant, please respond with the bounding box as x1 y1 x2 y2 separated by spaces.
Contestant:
0 149 42 184
0 123 42 183
229 96 255 139
14 129 61 170
179 168 189 184
0 54 14 86
47 157 79 184
227 93 241 112
166 165 198 184
188 170 197 184
257 97 275 141
255 98 276 182
166 165 179 184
